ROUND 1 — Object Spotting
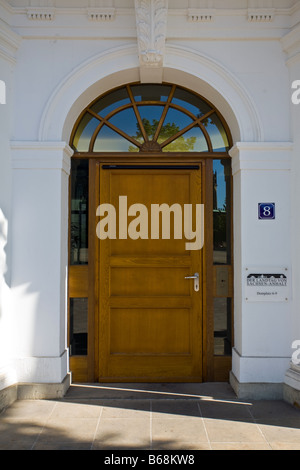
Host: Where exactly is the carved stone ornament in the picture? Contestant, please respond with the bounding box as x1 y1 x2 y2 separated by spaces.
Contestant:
134 0 168 82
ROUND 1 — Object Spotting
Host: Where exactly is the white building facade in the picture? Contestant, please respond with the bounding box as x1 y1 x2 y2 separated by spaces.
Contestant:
1 0 300 409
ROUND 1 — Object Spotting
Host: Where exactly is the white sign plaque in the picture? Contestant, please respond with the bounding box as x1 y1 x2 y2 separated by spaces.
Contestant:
245 267 289 302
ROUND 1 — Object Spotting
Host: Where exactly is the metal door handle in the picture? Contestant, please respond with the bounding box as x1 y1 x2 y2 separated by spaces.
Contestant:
184 273 199 292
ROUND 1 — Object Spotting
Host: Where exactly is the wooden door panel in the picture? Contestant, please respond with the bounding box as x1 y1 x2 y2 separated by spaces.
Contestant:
110 267 190 296
110 308 191 355
97 163 203 382
110 171 190 256
105 356 200 381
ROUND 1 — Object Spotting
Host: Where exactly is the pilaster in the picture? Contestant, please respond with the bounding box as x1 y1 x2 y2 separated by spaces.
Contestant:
10 142 73 387
229 142 293 399
0 18 21 402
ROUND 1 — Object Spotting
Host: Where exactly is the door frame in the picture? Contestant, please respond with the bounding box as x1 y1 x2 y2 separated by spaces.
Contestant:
69 152 233 383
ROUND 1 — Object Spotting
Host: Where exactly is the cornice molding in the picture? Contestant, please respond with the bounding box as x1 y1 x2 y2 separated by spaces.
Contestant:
1 1 117 22
0 1 297 40
229 141 293 154
10 141 73 174
26 7 55 21
134 0 168 83
187 9 215 22
229 142 293 174
1 1 298 19
247 8 275 22
87 7 115 21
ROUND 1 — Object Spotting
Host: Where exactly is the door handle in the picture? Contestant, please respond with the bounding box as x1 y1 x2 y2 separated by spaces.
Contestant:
184 273 199 292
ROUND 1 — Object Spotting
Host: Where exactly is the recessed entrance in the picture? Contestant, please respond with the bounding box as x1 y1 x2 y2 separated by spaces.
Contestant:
68 83 233 383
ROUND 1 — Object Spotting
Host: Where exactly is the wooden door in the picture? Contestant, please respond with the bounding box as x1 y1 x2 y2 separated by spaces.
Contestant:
95 162 204 382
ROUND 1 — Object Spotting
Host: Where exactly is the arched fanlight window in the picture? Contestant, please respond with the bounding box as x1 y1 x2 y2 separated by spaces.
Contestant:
70 84 231 153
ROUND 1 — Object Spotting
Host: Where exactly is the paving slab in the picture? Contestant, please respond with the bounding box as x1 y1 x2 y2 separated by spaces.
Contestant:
0 383 300 451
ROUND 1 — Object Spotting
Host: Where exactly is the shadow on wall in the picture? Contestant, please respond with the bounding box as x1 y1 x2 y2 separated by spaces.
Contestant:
0 208 9 320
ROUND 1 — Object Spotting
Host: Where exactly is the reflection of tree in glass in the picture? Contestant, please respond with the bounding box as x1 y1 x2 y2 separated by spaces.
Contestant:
213 211 226 249
128 118 196 152
201 117 209 127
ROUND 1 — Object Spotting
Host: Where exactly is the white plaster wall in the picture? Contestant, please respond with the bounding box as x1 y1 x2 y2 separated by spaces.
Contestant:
12 39 135 141
0 97 15 387
12 38 291 144
9 3 292 144
291 72 300 350
0 24 19 390
10 142 72 383
230 143 293 384
0 1 297 387
170 40 291 142
12 168 63 357
281 25 300 391
240 170 292 357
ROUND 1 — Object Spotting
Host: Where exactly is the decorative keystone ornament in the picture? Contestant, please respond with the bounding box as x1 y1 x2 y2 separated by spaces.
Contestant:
134 0 168 83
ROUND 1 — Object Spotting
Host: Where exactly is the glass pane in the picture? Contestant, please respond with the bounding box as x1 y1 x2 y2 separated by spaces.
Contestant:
158 108 193 144
70 159 89 265
108 108 142 142
70 298 88 356
72 113 100 152
93 125 139 152
213 159 231 265
214 298 232 356
172 88 212 118
90 87 130 118
205 113 229 152
162 126 208 152
137 105 165 140
131 84 171 102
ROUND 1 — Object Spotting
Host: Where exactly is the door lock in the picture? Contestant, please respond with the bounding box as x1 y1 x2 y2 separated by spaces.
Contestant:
184 273 199 292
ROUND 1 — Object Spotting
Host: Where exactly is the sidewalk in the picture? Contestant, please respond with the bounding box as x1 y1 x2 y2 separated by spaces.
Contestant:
1 382 300 450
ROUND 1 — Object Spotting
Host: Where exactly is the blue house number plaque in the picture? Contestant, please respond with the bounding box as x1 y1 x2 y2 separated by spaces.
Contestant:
258 203 275 220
